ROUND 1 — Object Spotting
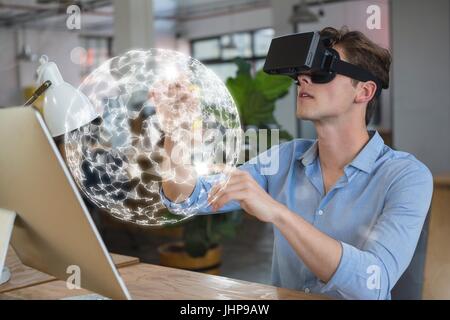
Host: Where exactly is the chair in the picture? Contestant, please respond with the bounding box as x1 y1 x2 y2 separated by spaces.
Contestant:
391 208 431 300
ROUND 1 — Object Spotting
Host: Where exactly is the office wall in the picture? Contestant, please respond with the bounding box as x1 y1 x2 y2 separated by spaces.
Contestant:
19 29 81 89
391 0 450 174
0 29 20 107
0 8 173 108
0 28 81 107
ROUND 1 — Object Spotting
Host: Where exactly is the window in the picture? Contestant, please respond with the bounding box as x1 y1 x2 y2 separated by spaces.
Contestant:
253 28 274 56
192 38 220 61
79 36 113 79
191 28 274 82
207 63 239 82
220 33 252 60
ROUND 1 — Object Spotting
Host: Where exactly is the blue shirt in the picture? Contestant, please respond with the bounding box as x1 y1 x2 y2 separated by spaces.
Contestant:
160 131 433 300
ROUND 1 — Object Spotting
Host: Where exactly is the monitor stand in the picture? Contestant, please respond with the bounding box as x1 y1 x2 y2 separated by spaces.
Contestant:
0 209 16 286
1 267 11 285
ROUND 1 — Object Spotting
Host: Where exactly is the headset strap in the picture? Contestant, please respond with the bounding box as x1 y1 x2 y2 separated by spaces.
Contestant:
333 60 387 97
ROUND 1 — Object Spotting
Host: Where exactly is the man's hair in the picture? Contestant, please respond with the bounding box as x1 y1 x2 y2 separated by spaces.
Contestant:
319 27 391 126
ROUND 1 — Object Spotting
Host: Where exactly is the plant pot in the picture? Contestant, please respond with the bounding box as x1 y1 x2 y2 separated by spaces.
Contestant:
158 241 222 275
149 226 184 239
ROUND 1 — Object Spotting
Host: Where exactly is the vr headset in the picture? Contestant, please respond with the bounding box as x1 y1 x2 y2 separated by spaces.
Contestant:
263 31 388 97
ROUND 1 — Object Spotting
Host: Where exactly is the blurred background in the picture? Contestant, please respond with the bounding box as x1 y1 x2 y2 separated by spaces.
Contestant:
0 0 449 299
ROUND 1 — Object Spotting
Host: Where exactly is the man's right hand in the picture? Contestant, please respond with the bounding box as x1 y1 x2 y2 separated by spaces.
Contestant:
148 76 201 203
148 76 202 137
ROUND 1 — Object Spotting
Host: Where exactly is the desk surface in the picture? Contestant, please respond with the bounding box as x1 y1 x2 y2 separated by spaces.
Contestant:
1 262 327 300
1 248 327 300
0 247 139 294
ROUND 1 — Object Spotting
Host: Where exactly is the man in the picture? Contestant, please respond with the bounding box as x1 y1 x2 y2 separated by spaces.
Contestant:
156 27 433 300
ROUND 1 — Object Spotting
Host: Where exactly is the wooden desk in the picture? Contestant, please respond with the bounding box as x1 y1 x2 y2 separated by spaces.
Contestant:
0 247 327 300
0 247 139 294
0 262 327 300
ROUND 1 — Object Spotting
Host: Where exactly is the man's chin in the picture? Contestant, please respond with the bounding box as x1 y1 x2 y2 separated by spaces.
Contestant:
296 110 317 121
297 103 318 119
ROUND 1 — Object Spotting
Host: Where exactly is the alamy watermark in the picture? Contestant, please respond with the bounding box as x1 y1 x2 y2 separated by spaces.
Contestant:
66 265 81 290
66 4 81 30
366 5 382 30
366 264 381 290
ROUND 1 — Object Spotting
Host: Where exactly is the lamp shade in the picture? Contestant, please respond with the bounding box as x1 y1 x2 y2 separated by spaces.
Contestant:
36 55 98 137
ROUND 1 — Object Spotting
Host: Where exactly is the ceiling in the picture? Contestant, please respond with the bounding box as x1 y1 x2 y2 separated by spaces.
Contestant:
0 0 340 29
0 0 111 28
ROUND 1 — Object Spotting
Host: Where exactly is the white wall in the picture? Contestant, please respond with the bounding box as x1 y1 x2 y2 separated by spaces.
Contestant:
19 29 81 88
391 0 450 174
0 29 20 107
0 27 81 107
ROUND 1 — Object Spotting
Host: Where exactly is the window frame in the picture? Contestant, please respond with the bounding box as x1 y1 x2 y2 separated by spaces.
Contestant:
189 27 274 74
79 35 113 78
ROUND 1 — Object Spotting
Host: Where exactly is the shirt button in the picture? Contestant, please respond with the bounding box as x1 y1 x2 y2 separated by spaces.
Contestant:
317 209 324 216
304 287 310 293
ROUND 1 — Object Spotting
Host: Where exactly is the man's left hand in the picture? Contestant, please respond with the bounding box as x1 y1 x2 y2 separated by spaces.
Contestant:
207 169 284 223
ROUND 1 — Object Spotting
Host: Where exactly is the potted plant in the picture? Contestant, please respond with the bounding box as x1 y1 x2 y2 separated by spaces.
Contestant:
158 211 242 275
158 58 293 274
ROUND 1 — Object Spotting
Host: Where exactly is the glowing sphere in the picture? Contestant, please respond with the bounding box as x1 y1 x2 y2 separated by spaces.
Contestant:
64 49 241 226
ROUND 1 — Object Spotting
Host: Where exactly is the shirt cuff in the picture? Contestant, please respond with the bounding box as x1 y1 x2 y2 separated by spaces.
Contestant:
320 241 355 293
159 180 202 212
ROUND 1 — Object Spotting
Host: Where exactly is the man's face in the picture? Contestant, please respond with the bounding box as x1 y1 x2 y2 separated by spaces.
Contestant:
296 46 358 122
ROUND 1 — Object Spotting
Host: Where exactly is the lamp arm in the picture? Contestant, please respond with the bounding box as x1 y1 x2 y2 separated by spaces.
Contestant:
23 80 52 107
0 209 16 286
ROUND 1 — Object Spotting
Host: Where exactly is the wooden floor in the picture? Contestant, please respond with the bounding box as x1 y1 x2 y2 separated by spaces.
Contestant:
423 174 450 299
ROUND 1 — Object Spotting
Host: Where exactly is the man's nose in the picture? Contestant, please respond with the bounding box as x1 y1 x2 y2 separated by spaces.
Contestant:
297 74 312 86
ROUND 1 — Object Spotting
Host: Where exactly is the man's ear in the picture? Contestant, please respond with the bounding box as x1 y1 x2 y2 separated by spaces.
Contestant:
354 81 377 104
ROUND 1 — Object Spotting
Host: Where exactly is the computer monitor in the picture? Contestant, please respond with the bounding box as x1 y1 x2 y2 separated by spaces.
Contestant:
0 107 131 300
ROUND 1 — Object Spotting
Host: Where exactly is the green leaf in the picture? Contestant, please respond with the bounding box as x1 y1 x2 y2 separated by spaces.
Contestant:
226 75 252 118
225 60 293 129
185 237 210 257
183 216 210 257
234 57 252 77
279 129 294 141
254 70 293 101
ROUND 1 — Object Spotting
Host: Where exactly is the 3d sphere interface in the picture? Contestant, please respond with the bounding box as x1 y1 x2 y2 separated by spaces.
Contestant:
64 49 242 226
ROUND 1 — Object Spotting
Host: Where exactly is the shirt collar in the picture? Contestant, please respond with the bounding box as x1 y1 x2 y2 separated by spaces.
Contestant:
299 140 319 167
298 131 385 174
348 131 384 174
